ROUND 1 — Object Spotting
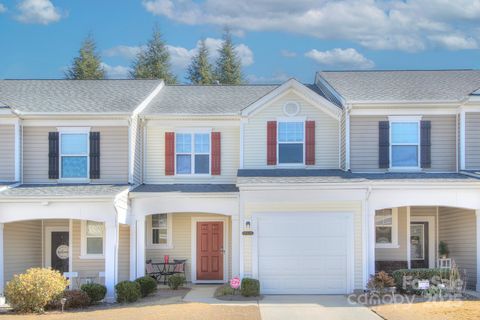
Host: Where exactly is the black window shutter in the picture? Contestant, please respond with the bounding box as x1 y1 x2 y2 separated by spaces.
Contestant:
420 120 431 168
379 121 390 168
90 132 100 179
48 132 59 179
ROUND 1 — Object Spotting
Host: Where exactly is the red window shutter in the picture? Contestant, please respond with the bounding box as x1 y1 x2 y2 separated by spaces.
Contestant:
211 132 221 175
267 121 277 165
305 120 315 165
165 132 175 176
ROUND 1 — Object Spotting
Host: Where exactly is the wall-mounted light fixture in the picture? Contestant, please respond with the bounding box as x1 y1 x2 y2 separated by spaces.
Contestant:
242 220 254 236
245 220 251 230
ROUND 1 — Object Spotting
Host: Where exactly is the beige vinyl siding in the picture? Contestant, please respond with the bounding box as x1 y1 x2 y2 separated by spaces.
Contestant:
0 125 15 181
465 112 480 169
71 220 104 284
23 126 128 183
375 207 408 261
350 116 385 172
350 115 456 172
4 221 42 283
145 213 232 282
145 125 239 184
118 224 130 282
438 207 477 289
410 206 437 217
243 90 340 169
242 200 364 290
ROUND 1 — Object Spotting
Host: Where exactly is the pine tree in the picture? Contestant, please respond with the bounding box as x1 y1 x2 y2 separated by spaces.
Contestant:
65 34 105 80
215 29 243 84
187 39 214 84
130 26 177 84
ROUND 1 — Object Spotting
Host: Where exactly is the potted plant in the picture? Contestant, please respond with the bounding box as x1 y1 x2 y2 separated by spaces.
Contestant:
439 241 449 258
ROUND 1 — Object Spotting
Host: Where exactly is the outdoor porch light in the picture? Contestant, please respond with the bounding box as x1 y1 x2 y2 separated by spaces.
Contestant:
245 220 251 229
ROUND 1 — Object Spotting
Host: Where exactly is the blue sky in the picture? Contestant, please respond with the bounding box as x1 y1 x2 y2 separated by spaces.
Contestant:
1 0 480 83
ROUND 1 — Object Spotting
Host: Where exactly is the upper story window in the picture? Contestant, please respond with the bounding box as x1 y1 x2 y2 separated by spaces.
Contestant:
176 133 210 175
278 121 304 164
390 120 420 169
59 129 89 179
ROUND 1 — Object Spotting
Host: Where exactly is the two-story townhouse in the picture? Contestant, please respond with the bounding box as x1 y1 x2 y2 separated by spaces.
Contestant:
0 79 163 300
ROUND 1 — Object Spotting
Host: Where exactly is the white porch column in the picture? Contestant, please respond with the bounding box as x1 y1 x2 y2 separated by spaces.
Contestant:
231 216 240 277
0 224 4 294
476 210 480 292
136 216 146 278
129 222 137 280
104 220 118 302
368 208 376 277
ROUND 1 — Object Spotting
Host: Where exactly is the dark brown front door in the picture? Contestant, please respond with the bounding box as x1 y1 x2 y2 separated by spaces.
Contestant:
196 221 224 281
410 222 429 268
51 231 69 273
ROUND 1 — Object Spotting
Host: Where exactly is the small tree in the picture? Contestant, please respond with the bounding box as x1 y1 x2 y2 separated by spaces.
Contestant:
65 34 105 80
187 39 214 84
130 26 177 84
215 28 243 84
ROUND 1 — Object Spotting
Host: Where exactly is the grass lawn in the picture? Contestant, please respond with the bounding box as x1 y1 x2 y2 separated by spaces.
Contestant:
1 302 261 320
372 300 480 320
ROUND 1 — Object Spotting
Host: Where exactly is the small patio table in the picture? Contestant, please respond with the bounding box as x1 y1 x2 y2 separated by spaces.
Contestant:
152 262 176 285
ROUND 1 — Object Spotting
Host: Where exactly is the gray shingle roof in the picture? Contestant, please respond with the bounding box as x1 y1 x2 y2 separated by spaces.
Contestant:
132 184 239 193
0 184 129 198
0 80 161 114
318 70 480 103
143 85 278 115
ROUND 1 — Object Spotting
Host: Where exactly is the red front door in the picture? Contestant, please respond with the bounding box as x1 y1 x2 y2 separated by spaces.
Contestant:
196 221 224 281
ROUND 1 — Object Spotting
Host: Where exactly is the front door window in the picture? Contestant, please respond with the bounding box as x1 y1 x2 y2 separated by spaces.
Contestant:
410 222 429 268
51 231 69 274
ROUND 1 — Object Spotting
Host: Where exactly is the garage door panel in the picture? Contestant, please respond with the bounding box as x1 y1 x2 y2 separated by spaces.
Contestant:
256 212 352 294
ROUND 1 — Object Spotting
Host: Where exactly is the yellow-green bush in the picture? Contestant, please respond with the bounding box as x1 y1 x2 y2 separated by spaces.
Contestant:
5 268 69 313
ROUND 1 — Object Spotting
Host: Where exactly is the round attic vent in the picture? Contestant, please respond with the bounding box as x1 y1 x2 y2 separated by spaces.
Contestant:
283 101 300 116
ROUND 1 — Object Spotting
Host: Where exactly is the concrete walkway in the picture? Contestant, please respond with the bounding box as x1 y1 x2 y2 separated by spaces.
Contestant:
259 295 382 320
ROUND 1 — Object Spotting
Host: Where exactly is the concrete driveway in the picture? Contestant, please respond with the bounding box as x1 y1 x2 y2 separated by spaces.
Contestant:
259 295 381 320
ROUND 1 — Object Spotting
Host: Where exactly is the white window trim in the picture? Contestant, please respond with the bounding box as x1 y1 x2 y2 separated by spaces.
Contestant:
57 127 91 183
388 117 422 171
80 220 105 259
146 214 173 249
174 130 212 176
375 208 399 249
276 117 306 167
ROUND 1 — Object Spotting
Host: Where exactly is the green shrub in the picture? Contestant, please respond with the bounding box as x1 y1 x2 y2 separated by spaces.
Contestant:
168 274 186 290
80 283 107 304
135 276 157 297
115 281 141 303
5 268 69 313
240 278 260 297
392 268 451 294
214 284 235 297
48 290 91 310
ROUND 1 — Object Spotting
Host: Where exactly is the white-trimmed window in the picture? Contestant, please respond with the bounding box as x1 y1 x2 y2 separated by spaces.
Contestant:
176 133 210 175
375 208 399 248
81 220 104 258
278 121 304 164
389 118 420 169
59 128 90 180
147 214 173 249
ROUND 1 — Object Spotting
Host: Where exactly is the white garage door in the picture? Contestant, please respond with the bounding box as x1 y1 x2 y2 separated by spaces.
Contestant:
256 212 353 294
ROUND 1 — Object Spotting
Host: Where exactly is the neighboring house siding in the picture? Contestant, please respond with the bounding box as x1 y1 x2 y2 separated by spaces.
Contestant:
0 125 15 181
375 207 408 262
465 112 480 169
438 207 477 289
118 224 130 282
130 115 144 184
145 213 232 282
23 126 128 183
243 90 340 169
4 220 42 283
144 125 239 184
350 115 456 172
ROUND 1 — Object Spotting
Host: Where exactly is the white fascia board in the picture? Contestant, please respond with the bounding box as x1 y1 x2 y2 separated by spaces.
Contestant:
16 112 133 117
22 119 129 126
128 192 239 199
241 78 341 120
146 118 241 128
143 113 240 119
315 73 346 106
132 81 165 117
347 100 462 107
350 108 458 116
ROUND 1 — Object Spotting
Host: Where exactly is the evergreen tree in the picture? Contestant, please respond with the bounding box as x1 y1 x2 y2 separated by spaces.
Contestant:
65 34 105 80
187 39 214 84
215 29 243 84
130 26 177 84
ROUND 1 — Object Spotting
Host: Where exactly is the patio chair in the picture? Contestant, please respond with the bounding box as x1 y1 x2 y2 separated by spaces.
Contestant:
146 259 161 281
172 259 187 279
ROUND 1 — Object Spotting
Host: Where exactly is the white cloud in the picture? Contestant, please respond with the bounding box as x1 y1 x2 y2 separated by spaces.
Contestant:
281 50 297 58
142 0 480 52
305 48 375 69
103 45 146 59
429 34 478 50
101 63 131 79
0 3 7 13
16 0 62 24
